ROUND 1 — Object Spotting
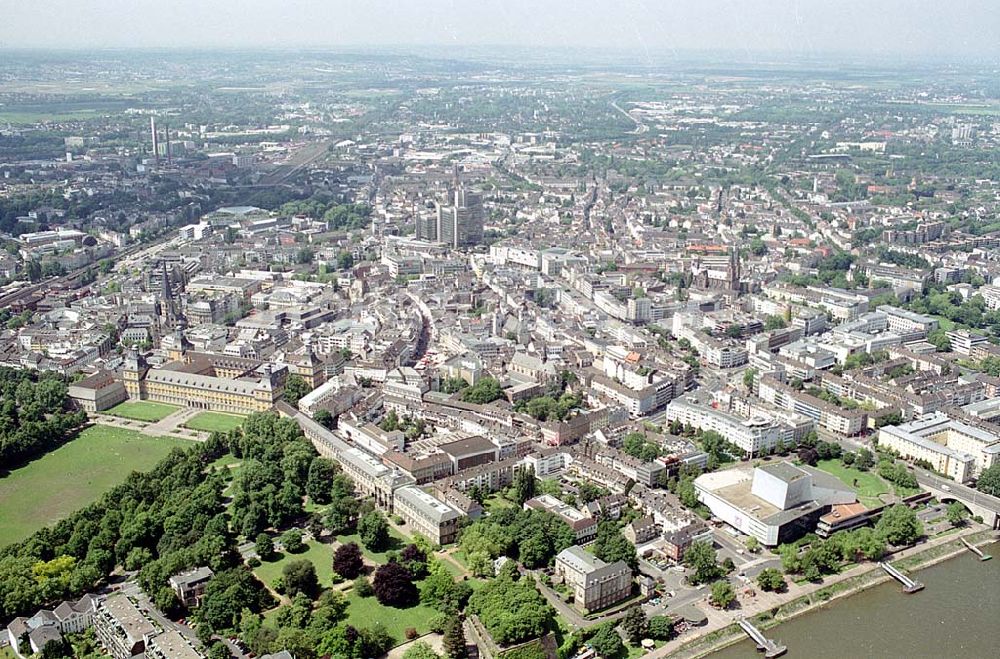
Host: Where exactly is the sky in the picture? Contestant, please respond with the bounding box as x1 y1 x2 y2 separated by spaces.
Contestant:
1 0 998 59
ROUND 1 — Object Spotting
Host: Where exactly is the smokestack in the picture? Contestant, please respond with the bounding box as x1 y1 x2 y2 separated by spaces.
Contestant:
150 116 159 165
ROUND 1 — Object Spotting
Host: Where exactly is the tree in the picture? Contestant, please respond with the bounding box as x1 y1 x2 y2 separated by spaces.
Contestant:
756 568 785 592
977 464 1000 497
403 642 441 659
39 637 72 659
353 575 373 597
154 586 182 617
333 542 365 579
946 501 969 527
207 642 232 659
358 511 390 551
743 367 757 389
764 315 787 330
620 605 648 646
373 561 418 607
745 537 761 554
587 623 626 659
710 580 736 609
282 559 319 599
855 448 874 471
683 541 723 584
313 409 335 429
307 458 337 505
283 374 312 408
420 567 471 614
281 529 305 554
511 467 537 505
647 615 674 641
875 505 922 546
255 533 274 561
442 617 469 659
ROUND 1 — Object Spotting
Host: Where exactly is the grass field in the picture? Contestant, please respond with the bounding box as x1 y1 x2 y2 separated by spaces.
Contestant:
0 110 102 124
184 411 245 433
344 584 439 645
334 527 410 563
253 540 337 591
0 425 193 547
815 459 890 509
484 492 517 514
105 401 179 422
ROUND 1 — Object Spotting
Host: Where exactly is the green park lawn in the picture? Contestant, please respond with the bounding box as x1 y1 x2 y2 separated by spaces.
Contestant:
183 411 245 433
334 527 410 563
344 585 439 646
253 540 337 592
815 459 890 509
105 400 180 422
0 425 193 547
484 492 517 514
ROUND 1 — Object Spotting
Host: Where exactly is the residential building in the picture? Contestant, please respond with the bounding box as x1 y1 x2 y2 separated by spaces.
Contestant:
168 567 213 608
877 413 1000 483
94 594 158 659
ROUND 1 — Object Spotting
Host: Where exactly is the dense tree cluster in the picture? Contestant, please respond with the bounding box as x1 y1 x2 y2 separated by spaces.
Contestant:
466 571 554 647
779 525 891 581
238 589 390 659
458 508 574 575
277 197 372 231
514 391 584 422
756 568 786 592
874 505 923 546
283 374 312 407
622 432 662 463
458 377 504 404
227 413 319 538
324 473 362 534
592 521 638 573
0 411 329 626
876 458 918 490
0 368 87 467
419 561 472 614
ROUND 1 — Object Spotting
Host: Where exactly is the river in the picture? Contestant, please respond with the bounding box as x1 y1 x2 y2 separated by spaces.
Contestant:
711 542 1000 659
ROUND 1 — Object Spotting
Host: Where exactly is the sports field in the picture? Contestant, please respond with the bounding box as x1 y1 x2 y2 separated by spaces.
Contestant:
0 425 193 547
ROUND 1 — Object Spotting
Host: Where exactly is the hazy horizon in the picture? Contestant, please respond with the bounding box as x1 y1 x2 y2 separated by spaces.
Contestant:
2 0 998 60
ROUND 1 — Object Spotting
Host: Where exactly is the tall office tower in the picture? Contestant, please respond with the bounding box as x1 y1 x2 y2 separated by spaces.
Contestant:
435 166 485 248
454 185 484 247
150 117 159 164
416 212 438 241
